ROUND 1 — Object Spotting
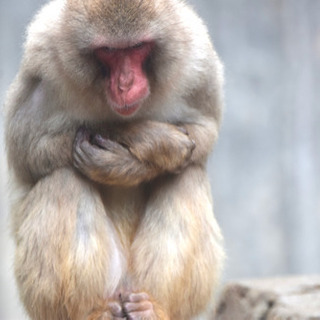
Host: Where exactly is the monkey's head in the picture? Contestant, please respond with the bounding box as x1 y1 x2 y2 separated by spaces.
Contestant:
56 0 192 119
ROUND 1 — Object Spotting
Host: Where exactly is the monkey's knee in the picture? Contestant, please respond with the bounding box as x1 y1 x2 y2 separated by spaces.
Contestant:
38 167 92 195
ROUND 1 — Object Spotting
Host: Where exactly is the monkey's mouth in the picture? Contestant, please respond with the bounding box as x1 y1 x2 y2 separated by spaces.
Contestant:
112 103 141 117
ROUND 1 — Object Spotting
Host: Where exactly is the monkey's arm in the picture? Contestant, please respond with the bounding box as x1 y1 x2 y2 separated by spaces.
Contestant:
8 125 74 185
114 117 220 169
5 79 76 185
73 121 195 187
182 116 220 165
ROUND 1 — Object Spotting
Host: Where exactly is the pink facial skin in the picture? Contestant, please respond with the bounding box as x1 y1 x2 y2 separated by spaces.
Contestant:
95 42 154 117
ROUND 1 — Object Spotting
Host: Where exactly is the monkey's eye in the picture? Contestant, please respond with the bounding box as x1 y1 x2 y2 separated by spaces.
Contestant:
103 47 117 53
131 42 145 49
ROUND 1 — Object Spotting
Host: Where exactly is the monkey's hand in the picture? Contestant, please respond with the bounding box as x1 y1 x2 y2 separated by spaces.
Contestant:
73 127 148 186
73 122 195 186
121 292 169 320
107 120 196 174
122 292 156 320
87 300 125 320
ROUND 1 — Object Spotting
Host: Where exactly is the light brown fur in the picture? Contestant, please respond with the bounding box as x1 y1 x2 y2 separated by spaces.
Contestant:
5 0 225 319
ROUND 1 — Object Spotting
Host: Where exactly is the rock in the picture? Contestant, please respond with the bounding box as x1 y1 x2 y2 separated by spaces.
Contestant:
215 276 320 320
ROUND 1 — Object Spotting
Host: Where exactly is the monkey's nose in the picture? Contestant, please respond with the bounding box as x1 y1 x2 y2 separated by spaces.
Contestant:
118 71 134 93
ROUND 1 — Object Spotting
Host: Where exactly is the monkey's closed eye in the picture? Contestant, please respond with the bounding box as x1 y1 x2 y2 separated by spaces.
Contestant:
102 47 117 54
131 42 145 49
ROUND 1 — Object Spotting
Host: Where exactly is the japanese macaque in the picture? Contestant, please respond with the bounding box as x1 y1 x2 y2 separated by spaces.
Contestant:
4 0 224 319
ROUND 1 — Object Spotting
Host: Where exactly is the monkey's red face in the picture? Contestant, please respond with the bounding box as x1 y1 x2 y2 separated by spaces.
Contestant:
95 42 154 117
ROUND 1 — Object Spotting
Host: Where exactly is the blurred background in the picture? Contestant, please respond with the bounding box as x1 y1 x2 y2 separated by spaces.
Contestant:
0 0 319 318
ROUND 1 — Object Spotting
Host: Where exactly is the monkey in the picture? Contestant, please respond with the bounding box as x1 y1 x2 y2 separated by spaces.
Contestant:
4 0 225 319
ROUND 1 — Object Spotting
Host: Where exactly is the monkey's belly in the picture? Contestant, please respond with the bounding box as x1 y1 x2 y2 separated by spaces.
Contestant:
99 184 147 251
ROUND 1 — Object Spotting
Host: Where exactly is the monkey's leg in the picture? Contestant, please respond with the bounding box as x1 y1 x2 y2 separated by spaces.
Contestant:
130 166 224 319
12 168 126 320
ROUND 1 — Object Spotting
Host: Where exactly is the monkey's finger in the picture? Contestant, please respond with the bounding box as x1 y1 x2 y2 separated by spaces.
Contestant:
73 152 90 167
91 134 107 149
109 301 125 318
126 310 154 320
74 139 94 160
123 292 150 303
75 126 91 144
92 134 119 151
73 140 102 172
124 300 153 313
94 137 131 158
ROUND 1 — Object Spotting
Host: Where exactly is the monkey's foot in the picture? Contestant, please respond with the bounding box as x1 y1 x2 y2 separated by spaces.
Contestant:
109 300 126 319
88 301 125 320
122 292 156 320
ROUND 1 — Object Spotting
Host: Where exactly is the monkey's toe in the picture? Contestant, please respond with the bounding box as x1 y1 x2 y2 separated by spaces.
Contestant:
122 292 156 320
109 301 126 319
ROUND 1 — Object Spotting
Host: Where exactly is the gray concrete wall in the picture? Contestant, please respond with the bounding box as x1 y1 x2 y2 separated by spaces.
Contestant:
1 0 319 319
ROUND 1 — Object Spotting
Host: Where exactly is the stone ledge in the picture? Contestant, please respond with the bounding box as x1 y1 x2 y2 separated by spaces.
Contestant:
215 276 320 320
